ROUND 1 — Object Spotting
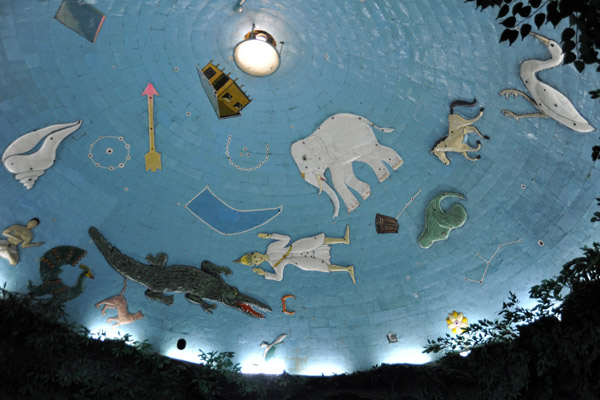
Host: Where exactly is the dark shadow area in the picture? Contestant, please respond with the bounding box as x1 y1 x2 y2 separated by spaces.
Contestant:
1 241 599 400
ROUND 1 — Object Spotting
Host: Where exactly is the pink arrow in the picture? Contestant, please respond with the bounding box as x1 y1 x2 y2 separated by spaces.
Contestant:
142 82 161 171
141 82 159 99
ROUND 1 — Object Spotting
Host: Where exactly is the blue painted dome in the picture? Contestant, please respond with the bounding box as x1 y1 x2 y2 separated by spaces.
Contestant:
1 0 598 374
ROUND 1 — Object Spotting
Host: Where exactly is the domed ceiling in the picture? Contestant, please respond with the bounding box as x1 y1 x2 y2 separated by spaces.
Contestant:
1 0 599 374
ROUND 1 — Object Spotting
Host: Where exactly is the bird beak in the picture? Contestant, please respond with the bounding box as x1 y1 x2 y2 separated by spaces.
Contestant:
529 32 550 46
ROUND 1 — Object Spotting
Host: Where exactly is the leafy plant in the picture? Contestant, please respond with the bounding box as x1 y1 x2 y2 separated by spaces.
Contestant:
198 350 241 373
591 198 600 222
424 242 600 399
425 241 600 354
192 350 244 398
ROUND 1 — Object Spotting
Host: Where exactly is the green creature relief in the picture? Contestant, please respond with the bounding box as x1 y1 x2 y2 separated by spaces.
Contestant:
418 192 467 249
28 246 94 303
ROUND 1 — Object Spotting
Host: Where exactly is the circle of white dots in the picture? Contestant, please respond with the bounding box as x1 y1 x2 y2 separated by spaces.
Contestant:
89 136 131 171
225 135 269 172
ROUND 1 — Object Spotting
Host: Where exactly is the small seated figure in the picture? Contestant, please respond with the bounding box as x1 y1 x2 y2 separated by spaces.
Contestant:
0 218 44 265
235 225 355 284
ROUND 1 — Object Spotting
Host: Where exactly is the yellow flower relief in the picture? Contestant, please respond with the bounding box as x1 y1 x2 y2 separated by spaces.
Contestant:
446 311 469 334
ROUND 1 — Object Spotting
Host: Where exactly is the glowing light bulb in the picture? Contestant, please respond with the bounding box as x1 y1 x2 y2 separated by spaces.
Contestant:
234 38 280 77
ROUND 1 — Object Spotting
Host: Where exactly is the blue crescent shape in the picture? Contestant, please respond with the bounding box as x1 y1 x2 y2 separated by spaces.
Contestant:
185 186 282 236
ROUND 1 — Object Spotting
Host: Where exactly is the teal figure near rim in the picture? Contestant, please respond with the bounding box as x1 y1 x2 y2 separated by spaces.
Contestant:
28 246 95 303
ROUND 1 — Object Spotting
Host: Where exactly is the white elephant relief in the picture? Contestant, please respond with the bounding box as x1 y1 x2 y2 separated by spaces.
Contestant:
291 113 403 219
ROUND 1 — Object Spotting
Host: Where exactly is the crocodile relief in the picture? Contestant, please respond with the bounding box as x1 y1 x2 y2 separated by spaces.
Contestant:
89 227 271 319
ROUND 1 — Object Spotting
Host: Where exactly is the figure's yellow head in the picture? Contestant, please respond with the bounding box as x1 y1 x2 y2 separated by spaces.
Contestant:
234 252 264 266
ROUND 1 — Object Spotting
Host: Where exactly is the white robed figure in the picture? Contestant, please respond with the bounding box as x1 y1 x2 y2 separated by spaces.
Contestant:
235 225 355 284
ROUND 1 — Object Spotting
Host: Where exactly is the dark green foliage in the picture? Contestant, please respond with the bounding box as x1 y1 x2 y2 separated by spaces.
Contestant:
193 350 249 398
424 243 600 399
1 242 600 399
591 198 600 222
0 286 479 400
425 242 600 353
466 0 600 100
0 287 272 400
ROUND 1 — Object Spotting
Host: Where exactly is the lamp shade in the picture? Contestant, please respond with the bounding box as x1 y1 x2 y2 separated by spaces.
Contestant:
233 30 280 77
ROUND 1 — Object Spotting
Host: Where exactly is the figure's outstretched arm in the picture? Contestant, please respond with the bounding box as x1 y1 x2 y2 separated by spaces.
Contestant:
254 266 284 281
2 226 43 247
21 237 44 248
260 233 291 246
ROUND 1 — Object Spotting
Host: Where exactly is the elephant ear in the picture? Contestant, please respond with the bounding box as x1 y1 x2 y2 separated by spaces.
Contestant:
306 136 330 164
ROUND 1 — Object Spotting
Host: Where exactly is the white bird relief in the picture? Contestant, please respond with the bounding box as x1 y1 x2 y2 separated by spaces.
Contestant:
2 121 81 189
499 32 594 133
260 333 287 362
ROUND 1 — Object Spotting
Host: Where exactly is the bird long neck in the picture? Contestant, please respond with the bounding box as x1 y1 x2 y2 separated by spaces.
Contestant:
75 272 87 294
542 54 563 70
525 49 564 74
520 57 560 85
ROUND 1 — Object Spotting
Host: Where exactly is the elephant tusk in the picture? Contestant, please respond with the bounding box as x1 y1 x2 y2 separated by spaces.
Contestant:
316 174 323 195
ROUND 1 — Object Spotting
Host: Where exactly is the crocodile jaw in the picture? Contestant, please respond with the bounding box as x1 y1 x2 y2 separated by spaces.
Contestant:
229 295 272 319
236 302 267 319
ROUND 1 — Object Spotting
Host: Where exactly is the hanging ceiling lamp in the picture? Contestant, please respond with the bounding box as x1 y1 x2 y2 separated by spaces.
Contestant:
233 0 245 13
233 24 280 77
